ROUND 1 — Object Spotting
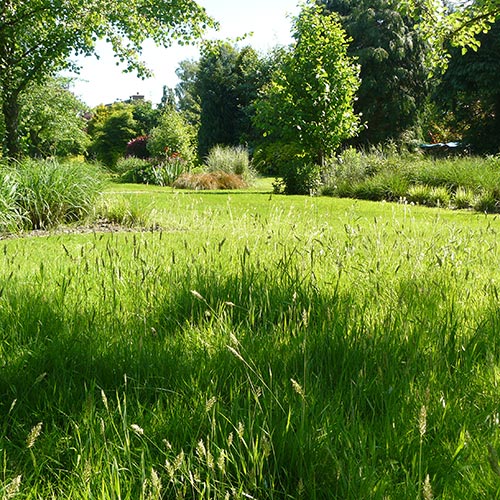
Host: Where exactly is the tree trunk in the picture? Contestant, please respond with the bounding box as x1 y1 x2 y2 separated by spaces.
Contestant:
2 90 21 160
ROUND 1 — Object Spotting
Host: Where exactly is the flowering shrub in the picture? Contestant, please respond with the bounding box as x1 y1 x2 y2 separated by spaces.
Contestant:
126 135 149 159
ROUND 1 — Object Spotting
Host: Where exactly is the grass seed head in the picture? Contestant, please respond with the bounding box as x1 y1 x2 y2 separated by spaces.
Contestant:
4 475 22 499
291 378 306 399
131 424 144 435
26 422 43 449
419 405 427 437
196 439 206 459
101 389 109 411
205 396 217 412
423 474 433 500
217 449 227 474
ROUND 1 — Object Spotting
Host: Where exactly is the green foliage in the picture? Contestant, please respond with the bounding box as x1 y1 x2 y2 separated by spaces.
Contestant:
121 157 188 186
89 108 138 167
0 158 103 231
205 145 254 181
0 168 25 232
403 0 500 71
191 42 268 158
434 20 500 153
474 188 500 213
17 77 89 158
129 100 161 136
319 0 430 145
254 1 360 191
94 196 152 227
323 150 500 213
280 160 322 195
147 107 196 165
116 157 153 178
175 60 201 127
453 186 476 209
407 183 432 205
0 0 214 159
252 141 306 176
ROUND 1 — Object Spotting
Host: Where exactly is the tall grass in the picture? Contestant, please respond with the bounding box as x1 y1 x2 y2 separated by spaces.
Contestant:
0 158 104 232
205 145 255 182
323 149 500 212
1 191 500 498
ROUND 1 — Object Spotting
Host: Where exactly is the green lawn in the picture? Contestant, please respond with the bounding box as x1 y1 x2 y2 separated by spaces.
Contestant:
1 182 500 499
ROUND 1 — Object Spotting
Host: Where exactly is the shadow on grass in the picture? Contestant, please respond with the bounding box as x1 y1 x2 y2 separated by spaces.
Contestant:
2 273 500 497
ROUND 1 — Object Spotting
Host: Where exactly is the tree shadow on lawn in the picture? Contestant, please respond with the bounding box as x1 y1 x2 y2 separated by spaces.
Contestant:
1 275 499 495
2 271 497 427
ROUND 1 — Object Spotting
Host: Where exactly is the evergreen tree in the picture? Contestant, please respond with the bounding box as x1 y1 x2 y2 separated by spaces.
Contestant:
195 43 243 158
176 42 268 159
318 0 430 145
434 20 500 153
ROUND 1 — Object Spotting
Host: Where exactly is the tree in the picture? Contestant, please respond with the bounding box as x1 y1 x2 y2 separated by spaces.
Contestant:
195 42 242 158
318 0 430 145
129 99 161 136
403 0 500 70
147 107 196 165
16 77 89 157
254 2 360 169
0 0 214 159
433 19 500 152
176 42 269 159
175 60 201 127
88 107 138 167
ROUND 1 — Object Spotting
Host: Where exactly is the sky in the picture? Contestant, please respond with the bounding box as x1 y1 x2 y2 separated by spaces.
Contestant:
68 0 301 108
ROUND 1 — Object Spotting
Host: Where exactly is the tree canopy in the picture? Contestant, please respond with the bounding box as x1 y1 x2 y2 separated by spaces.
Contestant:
318 0 429 145
0 0 214 158
254 3 360 168
403 0 500 70
434 19 500 152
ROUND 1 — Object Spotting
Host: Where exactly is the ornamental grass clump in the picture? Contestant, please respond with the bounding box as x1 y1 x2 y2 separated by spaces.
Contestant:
173 171 247 190
0 158 103 232
205 145 255 182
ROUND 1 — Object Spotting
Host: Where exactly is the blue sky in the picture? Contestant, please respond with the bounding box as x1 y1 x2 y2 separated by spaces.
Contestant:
69 0 301 107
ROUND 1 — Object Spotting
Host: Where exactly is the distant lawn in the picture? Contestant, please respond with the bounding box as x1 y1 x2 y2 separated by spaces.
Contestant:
1 183 500 499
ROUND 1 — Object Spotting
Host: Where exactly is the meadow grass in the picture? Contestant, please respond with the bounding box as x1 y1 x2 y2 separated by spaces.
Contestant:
323 152 500 212
1 184 500 499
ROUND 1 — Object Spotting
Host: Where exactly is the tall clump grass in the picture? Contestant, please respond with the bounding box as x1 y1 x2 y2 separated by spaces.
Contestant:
0 158 104 232
322 150 500 213
205 145 255 183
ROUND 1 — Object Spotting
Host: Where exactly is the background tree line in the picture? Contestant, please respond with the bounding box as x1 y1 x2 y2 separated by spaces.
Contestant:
1 0 499 192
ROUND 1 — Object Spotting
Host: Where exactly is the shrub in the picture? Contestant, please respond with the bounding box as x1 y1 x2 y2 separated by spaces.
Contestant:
173 171 247 190
282 161 322 195
88 108 138 168
474 188 500 213
0 169 25 232
93 196 152 227
0 158 103 231
126 135 149 159
252 141 306 176
119 158 154 183
121 156 188 186
427 186 451 207
407 184 432 205
205 145 254 181
149 156 188 186
147 108 196 167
